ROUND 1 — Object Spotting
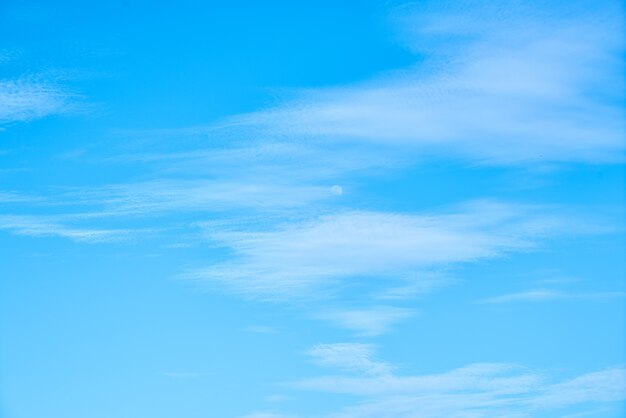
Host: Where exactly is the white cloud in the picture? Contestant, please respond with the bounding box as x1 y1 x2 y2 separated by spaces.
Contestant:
480 289 565 303
479 289 626 304
188 201 576 300
0 214 133 243
229 0 623 165
279 344 626 417
313 306 415 337
296 362 539 397
375 273 452 300
62 179 340 217
0 75 78 124
306 343 392 377
0 191 41 203
532 368 626 408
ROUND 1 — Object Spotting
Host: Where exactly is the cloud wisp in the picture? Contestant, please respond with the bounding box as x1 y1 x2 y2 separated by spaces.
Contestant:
478 289 626 304
272 343 626 417
226 0 624 165
59 179 342 218
187 201 581 300
313 306 415 337
0 214 135 243
306 343 393 377
0 75 80 126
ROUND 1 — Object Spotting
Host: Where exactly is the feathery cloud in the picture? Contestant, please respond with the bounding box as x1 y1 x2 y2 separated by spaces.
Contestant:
61 179 340 217
0 75 79 125
228 0 624 165
279 344 626 417
479 289 626 304
306 343 392 377
188 201 581 300
313 306 415 337
0 214 133 243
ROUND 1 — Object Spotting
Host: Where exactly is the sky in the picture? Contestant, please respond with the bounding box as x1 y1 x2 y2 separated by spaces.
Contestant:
0 0 625 417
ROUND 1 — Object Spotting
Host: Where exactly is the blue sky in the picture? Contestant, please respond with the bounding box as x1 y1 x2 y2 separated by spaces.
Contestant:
1 0 625 417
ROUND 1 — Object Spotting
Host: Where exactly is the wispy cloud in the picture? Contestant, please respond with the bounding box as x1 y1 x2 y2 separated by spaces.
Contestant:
61 179 342 218
479 289 626 304
0 214 134 243
0 191 42 203
313 306 415 337
531 368 626 408
0 75 80 125
279 344 626 417
227 0 624 165
306 343 392 377
187 201 582 300
295 362 539 397
374 273 452 300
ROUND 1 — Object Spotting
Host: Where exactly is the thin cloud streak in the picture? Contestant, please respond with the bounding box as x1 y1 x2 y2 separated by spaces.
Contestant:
0 75 79 125
229 0 624 165
188 201 586 300
275 344 626 417
313 306 415 337
60 179 342 218
479 289 626 304
0 214 136 243
306 343 393 377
